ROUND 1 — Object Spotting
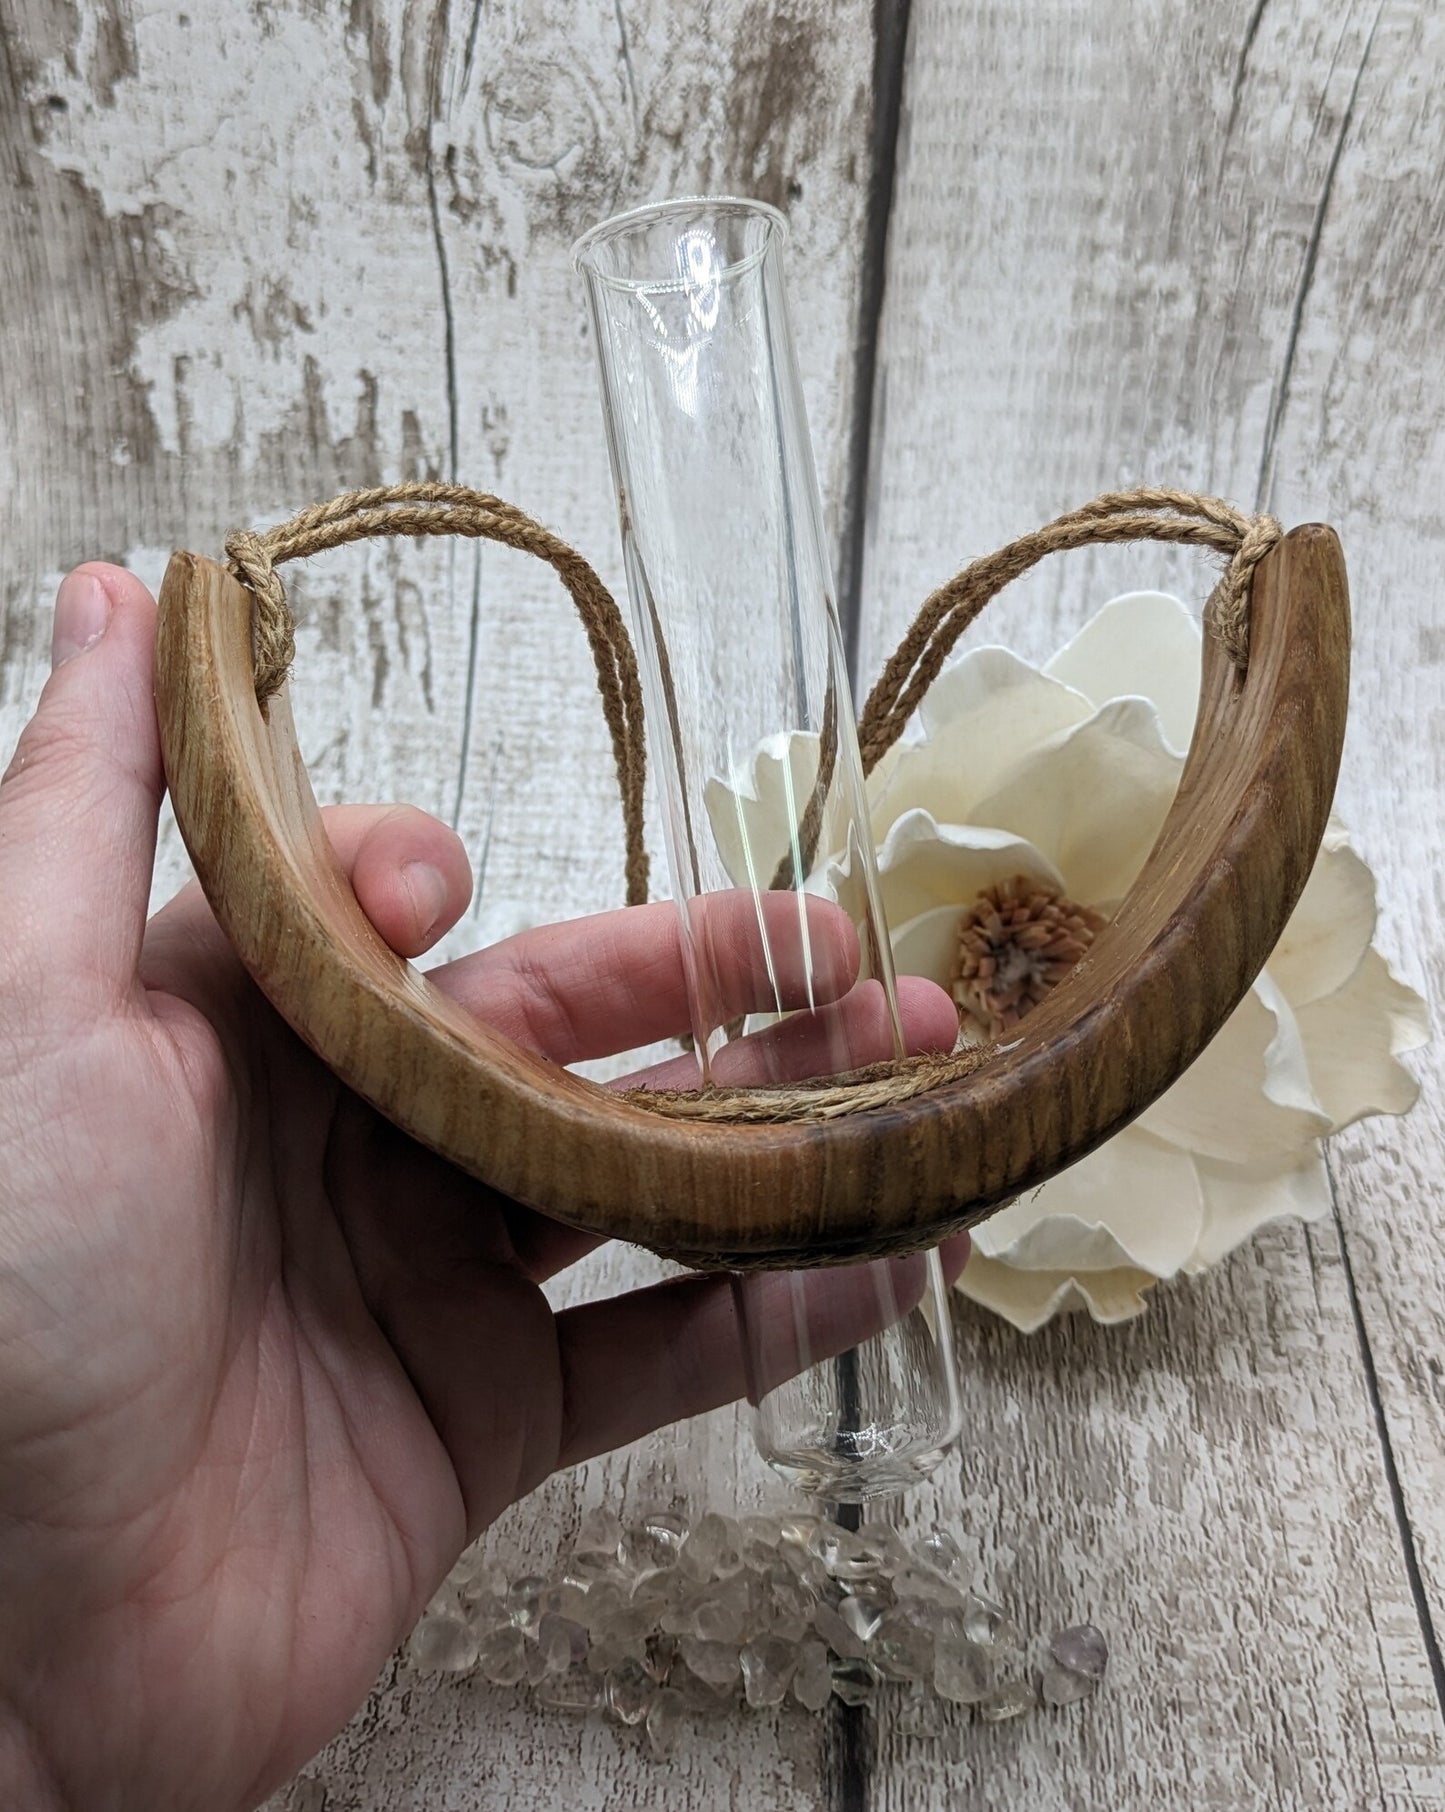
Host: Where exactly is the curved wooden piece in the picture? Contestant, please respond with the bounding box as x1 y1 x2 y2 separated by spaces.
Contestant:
155 526 1349 1267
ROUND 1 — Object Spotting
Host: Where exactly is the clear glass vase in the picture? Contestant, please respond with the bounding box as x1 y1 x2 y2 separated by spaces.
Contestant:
574 196 962 1502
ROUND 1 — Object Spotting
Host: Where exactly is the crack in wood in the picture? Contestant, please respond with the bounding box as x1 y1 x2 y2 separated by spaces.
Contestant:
1223 0 1271 146
838 0 912 691
1255 1 1382 510
612 0 640 126
461 0 485 95
1328 1154 1445 1728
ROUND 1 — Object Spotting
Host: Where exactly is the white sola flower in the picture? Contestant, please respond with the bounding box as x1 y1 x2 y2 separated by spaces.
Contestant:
711 592 1428 1330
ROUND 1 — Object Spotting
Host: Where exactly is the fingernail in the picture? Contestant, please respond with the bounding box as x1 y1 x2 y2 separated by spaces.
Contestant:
402 861 448 943
52 570 113 668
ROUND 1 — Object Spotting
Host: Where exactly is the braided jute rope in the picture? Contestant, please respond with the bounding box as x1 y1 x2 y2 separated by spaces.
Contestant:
225 482 1280 1125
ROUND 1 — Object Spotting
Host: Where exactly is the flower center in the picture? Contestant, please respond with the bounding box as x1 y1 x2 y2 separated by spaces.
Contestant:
952 875 1108 1040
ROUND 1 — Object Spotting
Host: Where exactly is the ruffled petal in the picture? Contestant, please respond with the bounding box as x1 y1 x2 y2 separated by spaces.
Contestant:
970 1131 1204 1279
1266 826 1379 1008
1294 947 1429 1128
1187 1146 1332 1272
867 648 1092 842
1138 974 1333 1162
1043 591 1202 755
875 810 1064 928
961 697 1183 907
955 1253 1158 1332
705 731 820 892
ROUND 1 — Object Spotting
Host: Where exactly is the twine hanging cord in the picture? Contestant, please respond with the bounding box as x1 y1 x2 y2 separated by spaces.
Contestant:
224 483 1281 1123
227 482 650 910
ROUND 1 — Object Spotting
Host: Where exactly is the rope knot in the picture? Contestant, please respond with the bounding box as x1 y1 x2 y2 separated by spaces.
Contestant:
224 527 294 708
1207 511 1283 666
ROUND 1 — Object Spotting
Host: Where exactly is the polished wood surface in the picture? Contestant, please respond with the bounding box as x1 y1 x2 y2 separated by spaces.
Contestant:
155 524 1348 1266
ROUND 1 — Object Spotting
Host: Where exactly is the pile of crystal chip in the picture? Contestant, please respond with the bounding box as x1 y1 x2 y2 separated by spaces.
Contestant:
407 1507 1106 1755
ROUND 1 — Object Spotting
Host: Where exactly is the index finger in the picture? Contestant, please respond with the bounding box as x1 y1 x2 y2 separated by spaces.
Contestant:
428 890 860 1064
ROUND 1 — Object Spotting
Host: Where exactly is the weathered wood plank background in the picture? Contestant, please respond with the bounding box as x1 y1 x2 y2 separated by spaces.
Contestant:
2 1 1442 1807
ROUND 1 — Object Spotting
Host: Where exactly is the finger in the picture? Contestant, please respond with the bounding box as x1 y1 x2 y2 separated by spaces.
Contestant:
322 804 473 957
620 973 961 1091
429 891 860 1064
0 565 162 1000
552 1233 970 1468
143 802 474 993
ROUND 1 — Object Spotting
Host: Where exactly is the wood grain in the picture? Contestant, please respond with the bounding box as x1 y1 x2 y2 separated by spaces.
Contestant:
156 522 1349 1267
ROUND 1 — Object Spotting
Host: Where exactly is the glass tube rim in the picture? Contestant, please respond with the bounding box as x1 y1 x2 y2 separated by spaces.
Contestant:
571 193 789 294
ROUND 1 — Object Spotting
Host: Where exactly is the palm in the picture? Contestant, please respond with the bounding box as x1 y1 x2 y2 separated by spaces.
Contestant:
77 944 588 1805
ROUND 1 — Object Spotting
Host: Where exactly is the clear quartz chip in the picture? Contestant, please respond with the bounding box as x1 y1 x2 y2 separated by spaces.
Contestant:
962 1590 1021 1650
813 1601 869 1661
605 1656 655 1726
830 1657 879 1709
678 1511 740 1581
451 1547 507 1604
525 1614 576 1683
897 1680 932 1737
791 1638 833 1713
407 1613 479 1675
534 1666 601 1713
979 1679 1036 1722
1041 1660 1097 1706
855 1514 902 1572
740 1634 798 1707
871 1609 934 1682
678 1635 740 1686
933 1634 992 1705
911 1531 966 1579
1049 1623 1108 1680
624 1509 689 1576
573 1506 623 1560
476 1624 528 1686
838 1587 888 1645
506 1575 548 1630
645 1686 688 1758
586 1636 645 1675
737 1515 782 1572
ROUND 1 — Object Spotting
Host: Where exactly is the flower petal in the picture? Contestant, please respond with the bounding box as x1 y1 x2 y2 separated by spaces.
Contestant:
956 1252 1158 1332
875 810 1065 928
705 731 820 892
867 648 1092 842
1138 973 1333 1162
1293 947 1429 1128
970 1130 1204 1280
1043 591 1202 755
1265 826 1380 1008
962 697 1183 908
891 904 972 991
1187 1146 1332 1272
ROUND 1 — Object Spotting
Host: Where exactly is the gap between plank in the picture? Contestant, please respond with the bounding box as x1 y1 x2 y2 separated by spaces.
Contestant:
837 0 912 691
1328 1159 1445 1725
825 11 914 1802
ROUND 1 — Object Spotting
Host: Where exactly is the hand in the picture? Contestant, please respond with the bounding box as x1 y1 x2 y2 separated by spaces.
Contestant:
0 566 965 1811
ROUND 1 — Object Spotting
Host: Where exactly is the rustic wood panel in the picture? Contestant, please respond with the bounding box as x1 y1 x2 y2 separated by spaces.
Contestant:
859 0 1445 1805
6 0 1445 1807
0 1 880 1806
